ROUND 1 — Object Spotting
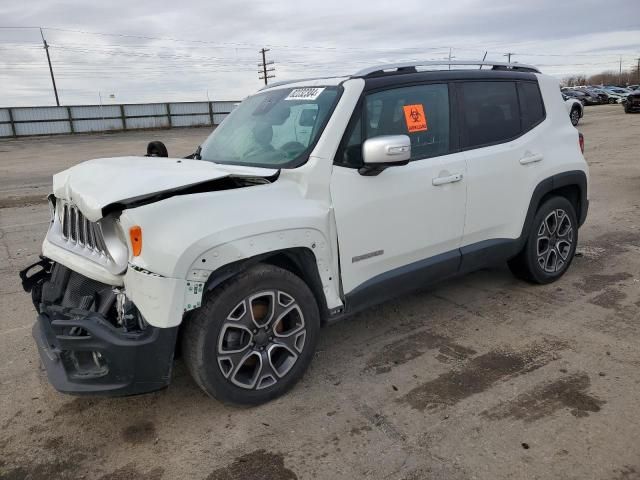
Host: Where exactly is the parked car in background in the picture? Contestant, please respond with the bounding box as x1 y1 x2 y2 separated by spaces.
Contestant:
576 89 602 105
563 95 584 125
604 86 632 98
624 90 640 113
579 88 608 104
562 89 587 105
589 88 620 104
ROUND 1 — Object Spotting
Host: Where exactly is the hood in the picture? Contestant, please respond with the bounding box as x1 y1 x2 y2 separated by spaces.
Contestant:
53 156 278 222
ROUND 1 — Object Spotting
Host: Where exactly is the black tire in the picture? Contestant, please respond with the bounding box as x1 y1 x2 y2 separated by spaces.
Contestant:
146 141 168 157
608 98 616 104
182 264 320 405
508 196 578 284
570 107 581 126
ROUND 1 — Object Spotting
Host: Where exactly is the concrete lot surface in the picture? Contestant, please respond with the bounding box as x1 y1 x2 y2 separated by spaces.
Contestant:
1 106 639 479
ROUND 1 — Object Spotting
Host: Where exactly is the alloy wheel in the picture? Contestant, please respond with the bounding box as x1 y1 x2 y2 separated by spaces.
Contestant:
536 209 574 273
217 290 307 390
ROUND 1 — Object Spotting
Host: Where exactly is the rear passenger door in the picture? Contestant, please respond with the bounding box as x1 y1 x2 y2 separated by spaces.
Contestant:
458 80 546 256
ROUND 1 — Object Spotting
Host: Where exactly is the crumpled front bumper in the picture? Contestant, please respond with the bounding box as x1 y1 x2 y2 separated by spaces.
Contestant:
21 259 178 396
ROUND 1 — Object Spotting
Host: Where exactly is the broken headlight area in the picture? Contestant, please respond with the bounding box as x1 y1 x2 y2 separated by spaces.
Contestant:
22 260 178 396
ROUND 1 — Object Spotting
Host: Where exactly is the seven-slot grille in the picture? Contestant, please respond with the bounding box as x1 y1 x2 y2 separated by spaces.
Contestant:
60 202 108 255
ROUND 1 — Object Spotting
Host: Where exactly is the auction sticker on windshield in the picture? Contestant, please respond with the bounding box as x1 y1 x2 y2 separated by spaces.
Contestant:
285 88 325 101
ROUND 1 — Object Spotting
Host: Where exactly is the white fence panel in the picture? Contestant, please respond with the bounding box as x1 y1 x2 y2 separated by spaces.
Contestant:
73 118 124 133
126 116 170 129
212 101 238 113
12 106 68 121
170 102 209 114
15 121 71 136
0 124 12 137
124 104 167 116
171 114 211 127
0 109 9 122
71 105 121 119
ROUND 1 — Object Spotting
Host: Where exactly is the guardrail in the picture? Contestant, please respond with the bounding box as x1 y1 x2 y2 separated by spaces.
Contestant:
0 101 240 138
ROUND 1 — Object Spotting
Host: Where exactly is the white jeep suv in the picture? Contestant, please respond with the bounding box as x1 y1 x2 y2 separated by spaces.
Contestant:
21 61 588 405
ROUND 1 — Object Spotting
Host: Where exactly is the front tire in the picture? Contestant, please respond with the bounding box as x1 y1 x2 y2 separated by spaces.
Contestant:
508 196 578 284
182 264 320 405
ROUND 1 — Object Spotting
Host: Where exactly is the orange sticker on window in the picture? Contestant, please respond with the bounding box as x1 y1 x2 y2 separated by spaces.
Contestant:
403 104 428 133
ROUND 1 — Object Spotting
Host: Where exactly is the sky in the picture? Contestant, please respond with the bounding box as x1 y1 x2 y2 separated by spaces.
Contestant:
0 0 639 106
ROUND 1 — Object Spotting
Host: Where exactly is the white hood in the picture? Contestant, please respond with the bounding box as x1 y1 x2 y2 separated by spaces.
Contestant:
53 156 277 222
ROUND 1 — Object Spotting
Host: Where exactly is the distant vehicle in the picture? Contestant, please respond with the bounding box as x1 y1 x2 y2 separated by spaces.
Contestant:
628 85 639 91
603 86 632 97
579 87 608 104
562 89 587 105
624 90 640 113
594 88 625 104
588 88 618 104
576 89 602 105
563 95 584 125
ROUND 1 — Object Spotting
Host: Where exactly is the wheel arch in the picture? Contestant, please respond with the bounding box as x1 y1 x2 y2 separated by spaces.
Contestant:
201 248 332 324
521 170 588 243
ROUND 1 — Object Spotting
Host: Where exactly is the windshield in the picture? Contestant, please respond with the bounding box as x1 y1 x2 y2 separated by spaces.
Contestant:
199 86 340 168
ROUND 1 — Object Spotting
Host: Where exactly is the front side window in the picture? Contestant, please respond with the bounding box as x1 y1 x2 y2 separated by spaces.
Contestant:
200 86 340 168
460 81 521 149
339 83 450 167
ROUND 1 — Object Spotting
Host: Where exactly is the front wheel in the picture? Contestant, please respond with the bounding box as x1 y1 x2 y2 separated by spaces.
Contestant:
182 264 320 405
508 196 578 284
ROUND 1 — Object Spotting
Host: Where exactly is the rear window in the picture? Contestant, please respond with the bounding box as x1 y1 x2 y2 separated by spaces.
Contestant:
460 81 521 148
518 82 545 131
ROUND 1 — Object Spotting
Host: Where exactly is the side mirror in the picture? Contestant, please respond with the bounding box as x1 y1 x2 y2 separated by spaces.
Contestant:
359 135 411 176
146 141 168 158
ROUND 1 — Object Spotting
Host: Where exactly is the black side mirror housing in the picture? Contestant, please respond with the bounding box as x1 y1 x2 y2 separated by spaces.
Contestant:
146 141 168 158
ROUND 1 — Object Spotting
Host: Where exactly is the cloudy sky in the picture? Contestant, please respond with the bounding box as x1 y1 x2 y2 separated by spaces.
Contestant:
1 0 639 106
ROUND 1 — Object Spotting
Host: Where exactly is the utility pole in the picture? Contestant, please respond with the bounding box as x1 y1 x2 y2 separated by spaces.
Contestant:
40 28 60 106
448 47 454 70
619 56 622 85
637 57 640 84
504 52 514 63
258 48 275 85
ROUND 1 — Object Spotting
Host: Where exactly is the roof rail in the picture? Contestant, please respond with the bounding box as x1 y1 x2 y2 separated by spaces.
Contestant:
353 60 540 77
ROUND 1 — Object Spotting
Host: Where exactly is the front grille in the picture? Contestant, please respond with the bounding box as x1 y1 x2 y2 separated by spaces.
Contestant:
59 201 108 256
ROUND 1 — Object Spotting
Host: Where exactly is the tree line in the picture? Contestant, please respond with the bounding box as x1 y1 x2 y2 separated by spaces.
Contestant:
563 67 640 87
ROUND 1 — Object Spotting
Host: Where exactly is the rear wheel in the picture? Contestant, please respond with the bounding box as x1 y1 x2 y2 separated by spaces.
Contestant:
508 196 578 284
182 264 320 405
608 98 616 104
570 107 581 126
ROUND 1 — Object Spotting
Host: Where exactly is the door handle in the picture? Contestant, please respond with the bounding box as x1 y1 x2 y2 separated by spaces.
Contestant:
432 173 463 186
519 153 543 165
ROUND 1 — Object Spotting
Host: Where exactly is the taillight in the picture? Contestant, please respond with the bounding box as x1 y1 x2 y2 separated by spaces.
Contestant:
578 133 585 154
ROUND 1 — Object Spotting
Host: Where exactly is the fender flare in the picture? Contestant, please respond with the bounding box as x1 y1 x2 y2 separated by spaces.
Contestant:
184 229 343 318
520 170 588 245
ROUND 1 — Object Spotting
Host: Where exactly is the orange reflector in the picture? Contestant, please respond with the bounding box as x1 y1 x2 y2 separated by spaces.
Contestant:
129 226 142 256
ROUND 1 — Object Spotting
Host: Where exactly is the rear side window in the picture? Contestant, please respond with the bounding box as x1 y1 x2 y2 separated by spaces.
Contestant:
338 83 450 166
518 82 545 131
460 81 520 149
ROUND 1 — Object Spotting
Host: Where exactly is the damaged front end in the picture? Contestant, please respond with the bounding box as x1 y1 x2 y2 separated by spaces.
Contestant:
20 259 178 396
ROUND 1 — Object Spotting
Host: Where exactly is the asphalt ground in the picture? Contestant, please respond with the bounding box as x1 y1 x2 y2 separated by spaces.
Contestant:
1 104 639 480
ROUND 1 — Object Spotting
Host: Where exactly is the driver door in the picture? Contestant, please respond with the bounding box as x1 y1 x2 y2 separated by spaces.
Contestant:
330 82 467 306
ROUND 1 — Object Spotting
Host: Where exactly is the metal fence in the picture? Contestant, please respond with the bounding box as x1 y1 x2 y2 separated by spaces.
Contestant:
0 101 240 138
